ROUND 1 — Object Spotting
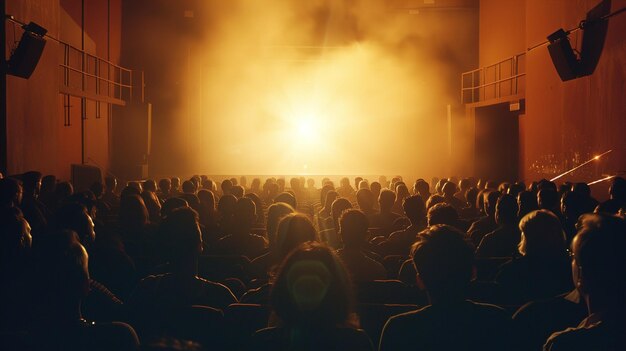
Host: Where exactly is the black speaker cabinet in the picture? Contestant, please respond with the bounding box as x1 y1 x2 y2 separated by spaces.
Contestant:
547 38 580 82
7 31 46 79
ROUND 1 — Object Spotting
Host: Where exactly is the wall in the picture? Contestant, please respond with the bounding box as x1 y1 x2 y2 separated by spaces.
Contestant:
4 0 121 180
478 0 626 199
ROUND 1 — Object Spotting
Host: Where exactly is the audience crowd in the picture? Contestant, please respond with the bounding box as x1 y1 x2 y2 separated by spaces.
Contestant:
0 170 625 350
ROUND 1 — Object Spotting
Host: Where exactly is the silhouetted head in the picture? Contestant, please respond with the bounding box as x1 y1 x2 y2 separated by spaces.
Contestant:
507 182 525 198
158 178 172 194
396 183 410 201
290 178 301 192
89 182 104 199
231 185 245 199
0 178 23 207
239 176 248 188
537 179 557 192
458 178 471 192
435 179 448 195
119 194 149 229
104 176 117 193
0 207 32 263
465 188 478 209
571 214 626 302
306 178 315 189
427 203 459 227
378 189 396 212
120 185 140 199
354 177 363 190
538 188 560 213
41 175 56 194
403 195 426 225
274 192 297 210
32 230 90 305
161 197 189 219
53 181 74 204
159 207 202 266
425 194 445 210
370 182 382 198
339 209 369 249
571 182 591 197
517 190 538 218
143 179 157 193
220 179 233 196
356 189 375 211
270 242 354 328
561 191 586 222
275 213 318 260
340 177 351 189
201 179 215 192
170 177 181 191
266 202 295 247
483 191 501 217
54 202 96 247
233 197 257 231
411 225 474 302
127 181 143 193
442 182 457 198
358 179 369 190
251 178 262 191
413 179 430 199
518 210 566 257
495 194 518 226
182 180 196 194
217 194 237 217
331 198 353 228
21 171 42 197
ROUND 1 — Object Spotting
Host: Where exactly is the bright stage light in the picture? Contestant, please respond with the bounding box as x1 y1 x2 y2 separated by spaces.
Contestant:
295 117 317 141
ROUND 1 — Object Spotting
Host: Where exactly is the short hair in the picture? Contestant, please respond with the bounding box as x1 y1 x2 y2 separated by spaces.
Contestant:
275 213 318 259
356 189 375 210
331 198 353 225
518 210 566 256
182 180 196 194
339 209 369 247
495 194 518 225
158 178 171 192
274 192 297 210
270 242 354 328
234 197 257 225
572 214 626 296
161 197 189 218
378 189 396 210
465 188 478 208
266 202 295 246
411 225 474 298
231 185 245 198
159 207 201 262
537 188 559 210
403 195 426 223
427 203 459 227
143 179 157 192
0 178 22 206
53 202 94 246
425 194 445 210
484 191 501 216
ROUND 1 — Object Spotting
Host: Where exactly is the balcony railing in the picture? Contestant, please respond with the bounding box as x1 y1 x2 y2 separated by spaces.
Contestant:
462 52 526 104
59 41 134 106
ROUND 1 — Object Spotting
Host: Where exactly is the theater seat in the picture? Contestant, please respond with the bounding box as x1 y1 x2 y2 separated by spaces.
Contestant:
224 303 270 348
197 255 251 282
357 303 420 346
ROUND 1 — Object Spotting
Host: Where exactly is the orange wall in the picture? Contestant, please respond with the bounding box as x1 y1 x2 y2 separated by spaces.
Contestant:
5 0 121 180
479 0 626 198
479 0 526 67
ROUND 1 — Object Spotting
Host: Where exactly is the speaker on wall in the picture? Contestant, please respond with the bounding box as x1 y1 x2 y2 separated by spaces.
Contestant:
546 0 611 82
547 35 580 82
7 22 47 79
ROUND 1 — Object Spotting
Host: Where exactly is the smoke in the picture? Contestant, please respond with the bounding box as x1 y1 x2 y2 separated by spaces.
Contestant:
177 0 471 178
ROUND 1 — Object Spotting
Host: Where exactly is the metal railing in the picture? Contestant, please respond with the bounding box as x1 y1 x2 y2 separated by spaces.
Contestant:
461 52 526 104
59 41 134 105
